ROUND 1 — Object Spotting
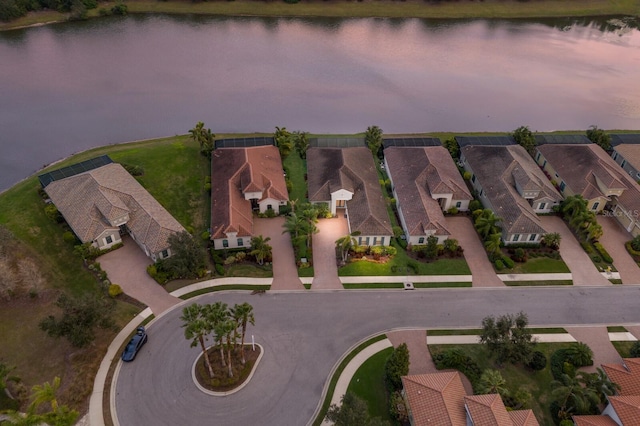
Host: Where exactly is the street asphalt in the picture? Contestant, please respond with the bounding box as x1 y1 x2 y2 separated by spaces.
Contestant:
114 286 640 426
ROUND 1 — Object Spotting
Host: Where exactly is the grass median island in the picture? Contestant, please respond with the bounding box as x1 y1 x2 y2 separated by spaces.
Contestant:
194 344 261 392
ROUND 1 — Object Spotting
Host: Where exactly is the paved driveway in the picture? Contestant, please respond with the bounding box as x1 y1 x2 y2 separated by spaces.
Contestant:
445 216 504 287
254 217 304 290
114 287 640 426
566 326 623 373
311 214 348 290
597 216 640 284
98 237 180 315
387 329 435 374
539 216 611 286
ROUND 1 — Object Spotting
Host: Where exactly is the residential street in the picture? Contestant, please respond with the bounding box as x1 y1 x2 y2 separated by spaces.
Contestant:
114 286 640 426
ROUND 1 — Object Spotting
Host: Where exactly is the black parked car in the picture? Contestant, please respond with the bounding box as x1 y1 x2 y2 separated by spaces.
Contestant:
121 326 148 362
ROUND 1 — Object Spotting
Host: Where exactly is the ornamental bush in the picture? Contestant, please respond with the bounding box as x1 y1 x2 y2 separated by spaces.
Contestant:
108 284 123 298
526 350 547 371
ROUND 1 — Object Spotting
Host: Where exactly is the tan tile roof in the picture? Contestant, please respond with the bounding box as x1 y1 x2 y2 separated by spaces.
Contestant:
602 358 640 396
508 409 540 426
210 146 288 240
608 395 640 424
464 394 512 426
572 415 619 426
402 372 468 426
537 144 628 199
307 147 392 236
385 146 472 238
45 162 185 254
614 144 640 173
461 145 561 235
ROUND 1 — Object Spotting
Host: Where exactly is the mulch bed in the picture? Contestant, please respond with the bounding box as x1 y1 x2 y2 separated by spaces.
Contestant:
194 344 261 392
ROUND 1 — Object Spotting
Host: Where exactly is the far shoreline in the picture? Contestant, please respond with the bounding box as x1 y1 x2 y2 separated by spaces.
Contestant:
1 0 639 32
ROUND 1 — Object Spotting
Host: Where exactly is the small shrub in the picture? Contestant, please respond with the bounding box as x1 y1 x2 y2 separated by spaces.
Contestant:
527 351 547 371
511 248 527 262
215 263 225 276
593 242 613 263
384 245 397 256
44 204 63 222
591 255 602 263
433 348 482 385
111 2 127 15
224 256 236 265
204 182 211 192
463 171 472 180
108 284 123 298
235 251 247 262
186 226 195 235
495 259 505 271
392 226 404 238
502 256 515 269
121 163 144 176
550 348 572 380
447 206 458 215
63 231 76 244
201 230 211 241
264 208 277 218
580 241 594 254
631 235 640 251
469 200 482 211
630 341 640 357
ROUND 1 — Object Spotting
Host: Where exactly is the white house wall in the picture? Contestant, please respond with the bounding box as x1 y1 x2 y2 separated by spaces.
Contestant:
258 197 286 213
330 189 354 215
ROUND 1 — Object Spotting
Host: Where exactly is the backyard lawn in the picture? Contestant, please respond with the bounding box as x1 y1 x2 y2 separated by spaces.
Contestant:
283 152 308 204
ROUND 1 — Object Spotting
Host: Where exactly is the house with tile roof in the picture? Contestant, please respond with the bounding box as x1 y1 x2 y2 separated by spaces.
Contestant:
384 145 472 244
210 145 289 250
402 371 539 426
458 138 561 244
307 145 393 246
535 137 640 237
610 134 640 183
42 159 185 261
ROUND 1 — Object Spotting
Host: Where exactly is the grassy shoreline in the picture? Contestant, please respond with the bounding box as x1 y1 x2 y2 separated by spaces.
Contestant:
2 0 639 32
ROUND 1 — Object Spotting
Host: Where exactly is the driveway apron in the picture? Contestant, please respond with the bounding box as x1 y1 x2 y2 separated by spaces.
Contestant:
311 215 348 290
387 329 436 375
445 216 504 287
253 217 304 290
597 216 640 284
98 236 180 315
566 326 623 373
539 216 611 286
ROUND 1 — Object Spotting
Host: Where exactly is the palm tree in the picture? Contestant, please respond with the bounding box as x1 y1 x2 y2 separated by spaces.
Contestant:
0 362 19 393
282 212 305 241
29 376 61 413
215 319 236 377
477 369 509 397
274 126 293 159
567 342 594 367
542 232 561 250
189 121 205 145
335 234 354 263
484 232 502 256
475 210 501 240
180 303 214 378
250 235 272 265
586 222 603 241
231 302 255 365
584 367 620 404
561 195 587 219
205 302 229 367
551 371 600 417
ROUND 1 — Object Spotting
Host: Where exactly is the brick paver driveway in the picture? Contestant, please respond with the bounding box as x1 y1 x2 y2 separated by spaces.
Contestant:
597 216 640 284
311 214 348 290
445 216 503 287
387 329 436 374
254 217 304 290
98 237 180 315
566 326 623 373
539 216 611 286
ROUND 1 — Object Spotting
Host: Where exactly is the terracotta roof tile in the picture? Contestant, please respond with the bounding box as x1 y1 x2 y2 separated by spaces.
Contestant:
608 395 640 424
402 372 468 426
464 394 512 426
602 358 640 396
508 409 540 426
572 415 619 426
614 144 640 172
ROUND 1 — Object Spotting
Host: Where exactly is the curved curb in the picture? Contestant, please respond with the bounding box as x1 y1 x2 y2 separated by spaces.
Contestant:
191 344 264 396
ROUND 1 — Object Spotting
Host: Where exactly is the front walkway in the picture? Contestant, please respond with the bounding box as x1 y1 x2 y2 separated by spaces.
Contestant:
566 326 623 373
539 216 611 286
254 217 304 290
597 216 640 284
311 214 348 290
98 236 180 315
445 216 504 287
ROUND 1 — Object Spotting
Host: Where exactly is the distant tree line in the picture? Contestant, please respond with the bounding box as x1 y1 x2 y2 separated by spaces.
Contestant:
1 0 126 23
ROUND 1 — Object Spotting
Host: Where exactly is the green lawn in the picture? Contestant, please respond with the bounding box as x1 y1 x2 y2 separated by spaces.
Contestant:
612 341 636 358
508 257 570 274
427 327 566 336
504 280 573 287
224 263 273 278
429 342 577 426
347 347 394 423
283 152 308 204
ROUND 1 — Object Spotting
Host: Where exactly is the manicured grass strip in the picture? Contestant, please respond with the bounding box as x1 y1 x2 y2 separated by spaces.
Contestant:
428 328 482 336
298 267 314 278
414 282 471 288
225 263 273 278
504 280 573 286
312 334 387 426
178 285 271 299
508 257 570 274
303 283 312 290
343 283 404 289
283 152 308 204
610 279 623 284
607 326 628 333
612 341 636 358
347 347 394 422
528 327 567 334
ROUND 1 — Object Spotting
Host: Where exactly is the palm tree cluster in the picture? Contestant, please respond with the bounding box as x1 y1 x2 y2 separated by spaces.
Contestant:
551 367 619 421
249 235 272 265
180 301 255 379
189 121 215 158
473 209 503 257
282 201 325 257
560 195 602 242
3 376 79 426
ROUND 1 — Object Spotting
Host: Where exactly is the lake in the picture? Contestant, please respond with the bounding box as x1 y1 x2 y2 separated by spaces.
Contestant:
1 15 639 191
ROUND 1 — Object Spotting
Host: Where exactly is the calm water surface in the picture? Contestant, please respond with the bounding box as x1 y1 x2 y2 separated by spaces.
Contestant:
1 15 639 191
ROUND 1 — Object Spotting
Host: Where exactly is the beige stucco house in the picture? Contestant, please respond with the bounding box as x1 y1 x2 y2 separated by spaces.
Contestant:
41 156 185 261
384 139 472 244
611 133 640 182
210 143 289 250
307 139 393 247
